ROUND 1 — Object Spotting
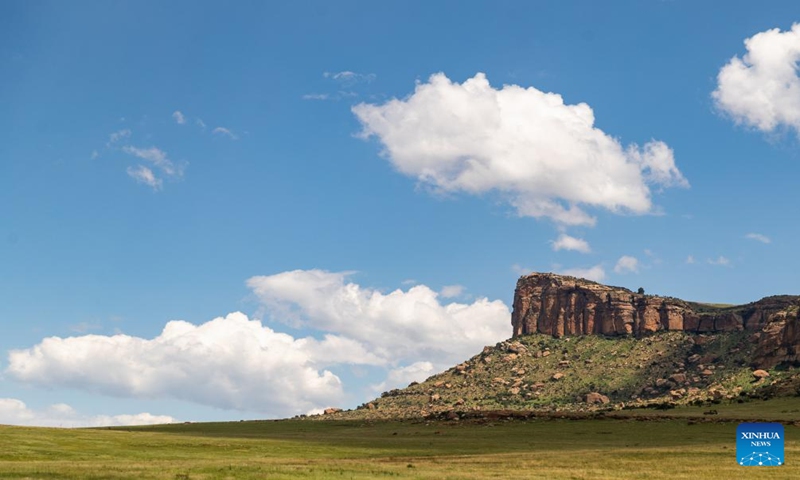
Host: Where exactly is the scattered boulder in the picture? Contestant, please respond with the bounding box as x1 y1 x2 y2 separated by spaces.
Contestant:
669 373 687 384
700 354 719 364
669 389 685 400
584 392 610 404
752 369 770 380
323 408 342 415
551 372 565 381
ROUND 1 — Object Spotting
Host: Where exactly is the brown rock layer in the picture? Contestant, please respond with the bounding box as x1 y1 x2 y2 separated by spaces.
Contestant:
511 273 800 369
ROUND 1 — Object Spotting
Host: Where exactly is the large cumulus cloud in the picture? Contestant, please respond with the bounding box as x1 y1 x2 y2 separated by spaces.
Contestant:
714 24 800 134
7 312 346 416
7 271 511 417
247 269 510 366
353 73 687 226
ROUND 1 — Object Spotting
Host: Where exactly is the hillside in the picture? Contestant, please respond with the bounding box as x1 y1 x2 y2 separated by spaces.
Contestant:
326 273 800 421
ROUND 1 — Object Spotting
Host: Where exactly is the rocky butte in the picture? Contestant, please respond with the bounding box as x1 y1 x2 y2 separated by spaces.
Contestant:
511 273 800 369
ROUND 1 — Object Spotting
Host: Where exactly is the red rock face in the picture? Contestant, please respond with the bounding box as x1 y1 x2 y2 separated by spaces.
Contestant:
511 273 800 369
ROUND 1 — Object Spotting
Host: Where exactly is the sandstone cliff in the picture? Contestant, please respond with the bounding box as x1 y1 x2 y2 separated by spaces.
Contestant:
511 273 800 369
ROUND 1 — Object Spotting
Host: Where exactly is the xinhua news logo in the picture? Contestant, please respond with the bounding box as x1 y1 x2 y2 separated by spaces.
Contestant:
737 423 784 466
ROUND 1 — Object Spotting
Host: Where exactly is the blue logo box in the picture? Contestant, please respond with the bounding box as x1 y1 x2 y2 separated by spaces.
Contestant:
737 423 784 466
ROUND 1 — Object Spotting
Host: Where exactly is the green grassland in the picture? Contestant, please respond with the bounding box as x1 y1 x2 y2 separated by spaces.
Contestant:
1 411 799 479
2 330 798 479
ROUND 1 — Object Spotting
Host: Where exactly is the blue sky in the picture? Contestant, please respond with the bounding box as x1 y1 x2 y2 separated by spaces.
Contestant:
2 0 800 425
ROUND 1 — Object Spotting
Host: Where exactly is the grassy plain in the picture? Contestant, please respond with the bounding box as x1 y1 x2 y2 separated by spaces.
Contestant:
1 405 799 480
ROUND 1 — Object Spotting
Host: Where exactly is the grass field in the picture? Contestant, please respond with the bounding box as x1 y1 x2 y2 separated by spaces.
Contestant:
613 396 800 420
1 406 798 479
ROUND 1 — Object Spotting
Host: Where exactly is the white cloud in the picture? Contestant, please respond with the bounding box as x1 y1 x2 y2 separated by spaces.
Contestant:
106 129 131 147
560 265 606 282
324 71 376 86
69 321 101 333
196 118 207 129
306 71 376 102
6 312 346 417
686 255 696 264
0 398 175 428
353 72 688 226
122 146 185 190
90 150 99 160
707 256 731 266
105 130 187 189
126 165 162 190
551 234 591 253
370 361 434 393
212 127 238 140
8 272 510 416
122 146 184 177
247 270 510 370
302 93 330 100
439 284 465 298
745 232 771 244
713 24 800 134
304 91 361 101
511 264 533 276
172 110 186 124
613 255 639 274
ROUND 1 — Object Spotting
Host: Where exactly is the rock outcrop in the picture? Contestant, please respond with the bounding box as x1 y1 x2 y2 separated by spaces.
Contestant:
512 273 800 369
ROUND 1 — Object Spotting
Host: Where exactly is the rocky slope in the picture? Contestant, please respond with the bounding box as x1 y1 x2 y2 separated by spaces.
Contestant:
320 273 800 421
327 331 800 421
512 273 800 369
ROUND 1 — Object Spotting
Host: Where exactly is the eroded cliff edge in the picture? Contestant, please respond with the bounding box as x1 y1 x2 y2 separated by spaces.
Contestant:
511 272 800 369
